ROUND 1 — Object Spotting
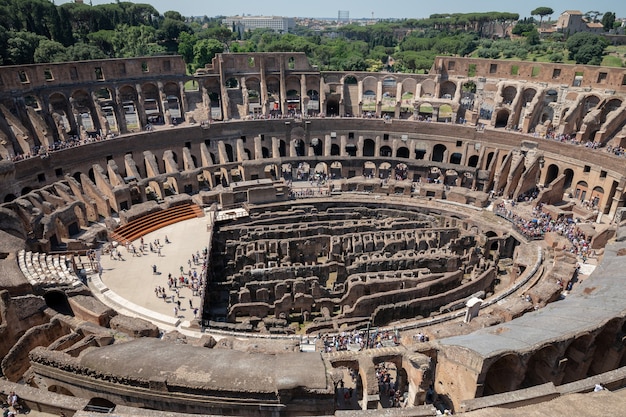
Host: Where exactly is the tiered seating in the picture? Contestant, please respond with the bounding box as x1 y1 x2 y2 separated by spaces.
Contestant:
110 203 203 245
17 250 81 288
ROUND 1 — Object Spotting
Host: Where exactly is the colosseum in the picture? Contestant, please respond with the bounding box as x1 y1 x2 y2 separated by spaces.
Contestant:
1 52 626 416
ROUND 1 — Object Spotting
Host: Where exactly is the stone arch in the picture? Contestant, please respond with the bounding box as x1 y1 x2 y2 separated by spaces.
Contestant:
395 163 408 180
343 75 358 85
485 152 495 170
379 162 391 179
420 80 435 98
44 290 73 316
590 186 604 207
438 104 453 122
562 334 595 383
225 77 239 88
279 140 287 157
467 155 479 167
495 109 509 128
224 143 234 162
48 92 73 133
418 103 434 118
380 146 392 157
363 161 376 177
326 96 340 116
330 143 340 156
396 146 409 159
262 147 270 158
71 89 97 132
310 137 323 156
521 345 560 388
482 354 523 396
439 81 456 99
86 398 116 413
544 164 559 186
313 162 328 175
522 88 537 105
587 318 622 376
330 161 342 178
264 164 278 180
432 144 446 163
575 180 588 201
501 86 517 105
414 141 427 160
563 168 574 190
294 138 305 157
449 152 462 165
363 138 376 157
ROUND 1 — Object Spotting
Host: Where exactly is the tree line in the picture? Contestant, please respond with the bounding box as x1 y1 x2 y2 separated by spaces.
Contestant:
0 1 620 72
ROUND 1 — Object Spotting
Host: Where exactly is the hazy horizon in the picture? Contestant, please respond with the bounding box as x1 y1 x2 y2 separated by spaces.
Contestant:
57 1 626 20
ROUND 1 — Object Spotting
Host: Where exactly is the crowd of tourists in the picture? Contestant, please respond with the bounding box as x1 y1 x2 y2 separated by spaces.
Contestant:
495 202 592 259
319 328 399 352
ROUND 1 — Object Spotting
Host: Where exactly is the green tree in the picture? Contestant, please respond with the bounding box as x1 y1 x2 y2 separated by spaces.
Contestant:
601 12 616 32
65 42 106 61
531 7 554 24
33 39 67 63
566 32 609 64
6 30 46 64
193 38 223 69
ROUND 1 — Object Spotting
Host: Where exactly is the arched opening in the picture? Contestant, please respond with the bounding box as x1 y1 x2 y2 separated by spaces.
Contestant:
544 164 559 186
224 143 234 162
379 162 391 179
495 109 509 128
363 139 376 157
4 194 17 203
85 398 116 413
262 147 270 158
482 354 522 396
485 152 495 169
72 172 82 184
394 163 408 180
21 187 33 196
438 104 453 122
326 97 339 116
279 140 287 157
294 139 305 157
379 146 392 157
590 186 604 208
449 152 462 165
310 138 323 156
331 144 340 156
225 77 238 88
501 86 517 104
563 169 574 190
575 181 588 201
330 161 342 179
363 161 376 177
344 75 357 85
562 334 594 383
345 144 357 157
396 147 409 159
432 144 446 163
521 346 560 388
88 168 95 183
468 155 479 167
587 319 621 376
44 291 74 316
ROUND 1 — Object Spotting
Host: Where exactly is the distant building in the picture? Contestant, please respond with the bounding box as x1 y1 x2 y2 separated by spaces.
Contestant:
223 16 295 34
338 10 349 24
555 10 604 35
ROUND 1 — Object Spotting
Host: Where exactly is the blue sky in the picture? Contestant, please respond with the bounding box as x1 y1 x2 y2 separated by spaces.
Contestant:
60 1 626 20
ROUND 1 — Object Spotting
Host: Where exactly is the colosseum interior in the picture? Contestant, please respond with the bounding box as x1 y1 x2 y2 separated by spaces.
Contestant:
1 52 626 416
